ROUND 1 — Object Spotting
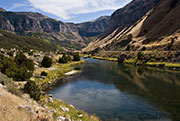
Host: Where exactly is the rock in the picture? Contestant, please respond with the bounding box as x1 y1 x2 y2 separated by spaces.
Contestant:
57 116 66 121
0 83 4 88
69 104 75 109
41 76 46 79
44 105 48 109
18 104 32 112
65 119 71 121
61 107 69 112
48 110 55 113
48 94 53 97
78 114 83 118
48 97 54 103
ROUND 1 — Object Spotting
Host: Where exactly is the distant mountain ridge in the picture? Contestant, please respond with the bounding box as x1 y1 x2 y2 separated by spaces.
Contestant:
0 8 110 50
0 8 6 12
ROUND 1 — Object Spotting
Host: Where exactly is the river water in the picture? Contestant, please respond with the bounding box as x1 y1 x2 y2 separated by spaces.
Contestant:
49 58 180 121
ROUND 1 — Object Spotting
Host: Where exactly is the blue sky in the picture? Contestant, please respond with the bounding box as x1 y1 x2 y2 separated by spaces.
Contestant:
0 0 131 23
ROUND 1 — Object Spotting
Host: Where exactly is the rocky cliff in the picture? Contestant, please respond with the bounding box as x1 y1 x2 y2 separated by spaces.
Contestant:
0 9 110 50
84 0 180 52
75 16 110 37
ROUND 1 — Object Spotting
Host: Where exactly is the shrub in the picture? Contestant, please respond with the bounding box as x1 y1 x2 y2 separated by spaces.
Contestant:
59 54 69 63
28 51 34 56
41 71 48 76
41 56 52 68
24 80 41 101
142 46 146 51
67 55 72 61
7 51 14 57
167 38 175 50
73 53 80 61
0 54 34 81
137 52 144 60
15 53 34 71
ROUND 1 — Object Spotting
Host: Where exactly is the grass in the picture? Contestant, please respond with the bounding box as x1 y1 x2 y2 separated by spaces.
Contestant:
124 58 180 70
146 62 180 68
124 59 136 64
92 56 117 61
32 60 85 90
40 96 99 121
0 73 22 97
81 54 117 61
34 60 100 121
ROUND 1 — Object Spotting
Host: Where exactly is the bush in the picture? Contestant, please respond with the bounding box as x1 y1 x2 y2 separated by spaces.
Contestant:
7 51 14 57
28 51 34 56
73 53 80 61
142 46 146 51
24 80 41 101
0 54 34 81
67 55 72 61
41 71 48 76
41 56 52 68
167 38 175 50
15 53 34 71
59 54 69 63
137 52 144 60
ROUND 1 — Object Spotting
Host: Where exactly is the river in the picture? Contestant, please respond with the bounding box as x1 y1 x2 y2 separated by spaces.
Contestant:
49 58 180 121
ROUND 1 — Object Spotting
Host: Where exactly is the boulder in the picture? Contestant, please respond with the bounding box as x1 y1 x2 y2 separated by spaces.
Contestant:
61 107 69 112
78 114 83 118
57 116 66 121
48 97 54 102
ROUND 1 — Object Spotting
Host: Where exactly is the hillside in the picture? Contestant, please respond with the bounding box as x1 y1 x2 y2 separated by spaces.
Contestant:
84 0 161 51
0 9 109 50
75 16 110 37
84 0 180 54
0 29 56 51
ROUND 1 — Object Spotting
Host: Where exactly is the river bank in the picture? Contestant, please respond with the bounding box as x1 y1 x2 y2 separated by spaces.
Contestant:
81 53 180 71
31 60 99 121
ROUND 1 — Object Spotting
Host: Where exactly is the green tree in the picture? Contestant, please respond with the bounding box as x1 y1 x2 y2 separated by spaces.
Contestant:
41 56 52 68
15 52 34 71
59 54 69 63
137 52 144 60
41 71 48 76
24 80 41 101
73 53 80 61
0 54 34 81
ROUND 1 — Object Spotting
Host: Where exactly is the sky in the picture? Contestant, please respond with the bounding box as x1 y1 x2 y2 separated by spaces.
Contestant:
0 0 131 23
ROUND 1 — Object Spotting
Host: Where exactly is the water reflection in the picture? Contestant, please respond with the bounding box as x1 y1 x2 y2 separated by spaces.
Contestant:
50 58 180 121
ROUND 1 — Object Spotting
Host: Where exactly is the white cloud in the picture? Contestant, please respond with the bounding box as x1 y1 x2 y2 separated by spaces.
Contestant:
27 0 131 20
9 3 28 10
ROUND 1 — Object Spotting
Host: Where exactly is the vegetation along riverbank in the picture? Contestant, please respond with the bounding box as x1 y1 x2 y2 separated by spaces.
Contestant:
0 50 99 121
81 50 180 71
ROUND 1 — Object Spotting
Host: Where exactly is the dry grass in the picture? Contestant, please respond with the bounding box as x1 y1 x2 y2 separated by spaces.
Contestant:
0 88 53 121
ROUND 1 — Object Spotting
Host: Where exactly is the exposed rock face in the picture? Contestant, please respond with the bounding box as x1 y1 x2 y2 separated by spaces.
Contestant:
84 0 180 52
0 11 77 33
109 0 161 31
75 16 110 37
0 8 6 12
0 9 110 49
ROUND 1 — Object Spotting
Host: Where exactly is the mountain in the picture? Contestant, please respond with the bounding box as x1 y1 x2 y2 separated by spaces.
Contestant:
0 8 6 12
0 29 55 51
75 16 110 37
0 9 110 50
84 0 161 51
84 0 180 54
